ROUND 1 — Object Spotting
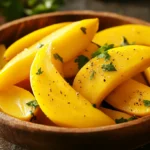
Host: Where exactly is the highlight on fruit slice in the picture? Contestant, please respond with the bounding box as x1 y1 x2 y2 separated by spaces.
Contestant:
0 86 38 121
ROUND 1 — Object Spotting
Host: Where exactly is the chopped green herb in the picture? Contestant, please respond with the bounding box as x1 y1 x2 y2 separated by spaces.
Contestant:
37 43 44 49
97 51 111 61
143 100 150 107
53 53 63 63
92 44 114 58
36 67 43 75
92 104 96 108
101 62 117 71
90 70 96 80
26 100 39 109
75 55 89 69
80 27 87 34
115 116 137 124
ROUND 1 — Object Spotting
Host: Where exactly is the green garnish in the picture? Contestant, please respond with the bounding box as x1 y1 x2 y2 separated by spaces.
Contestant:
121 36 135 46
36 67 43 75
26 100 39 109
90 70 96 80
97 51 111 61
53 53 63 62
143 100 150 107
37 43 44 49
115 116 137 124
101 62 117 71
74 55 89 69
80 27 87 34
92 44 114 58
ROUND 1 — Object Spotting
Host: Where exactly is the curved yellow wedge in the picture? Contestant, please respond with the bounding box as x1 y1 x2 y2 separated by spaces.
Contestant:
0 44 7 69
100 107 133 123
30 19 115 128
73 45 150 106
106 79 150 116
4 22 70 61
0 22 69 90
0 86 38 121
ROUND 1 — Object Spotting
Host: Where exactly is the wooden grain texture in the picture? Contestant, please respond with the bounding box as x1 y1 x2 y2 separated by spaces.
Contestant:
0 1 150 149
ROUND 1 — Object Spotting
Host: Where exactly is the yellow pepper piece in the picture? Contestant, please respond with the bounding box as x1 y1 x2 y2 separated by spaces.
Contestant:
100 107 132 121
73 45 150 106
63 42 99 78
0 86 38 121
0 22 69 90
93 24 150 47
106 79 150 116
93 24 150 84
30 19 115 128
133 73 148 85
0 44 7 69
4 22 70 61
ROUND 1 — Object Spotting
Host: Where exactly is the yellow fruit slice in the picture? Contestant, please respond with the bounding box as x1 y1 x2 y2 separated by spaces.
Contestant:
4 22 70 61
100 107 132 122
0 22 69 90
0 86 38 121
30 19 115 128
73 45 150 106
106 79 150 116
0 44 7 69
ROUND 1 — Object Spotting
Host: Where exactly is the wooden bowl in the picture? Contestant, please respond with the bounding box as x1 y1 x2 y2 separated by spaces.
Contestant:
0 11 150 150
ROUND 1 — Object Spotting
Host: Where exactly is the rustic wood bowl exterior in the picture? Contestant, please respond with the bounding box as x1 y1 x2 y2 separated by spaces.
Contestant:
0 11 150 150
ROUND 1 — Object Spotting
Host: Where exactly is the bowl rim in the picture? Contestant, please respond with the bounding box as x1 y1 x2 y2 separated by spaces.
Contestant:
0 10 150 134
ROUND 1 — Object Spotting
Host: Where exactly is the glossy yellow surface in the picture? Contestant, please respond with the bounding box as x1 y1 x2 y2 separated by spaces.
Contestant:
73 45 150 106
63 42 99 78
106 79 150 116
0 86 37 121
100 107 132 121
4 22 70 61
0 22 68 90
93 24 150 85
0 44 7 69
30 19 115 128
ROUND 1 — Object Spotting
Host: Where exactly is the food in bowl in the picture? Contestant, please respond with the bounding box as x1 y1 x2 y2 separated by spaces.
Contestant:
0 18 150 128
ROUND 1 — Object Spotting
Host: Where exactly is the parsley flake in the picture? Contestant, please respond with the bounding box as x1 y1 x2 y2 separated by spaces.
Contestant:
36 67 43 75
143 100 150 107
90 70 96 80
101 62 117 71
80 27 87 34
92 104 96 108
36 43 44 49
97 51 111 61
75 55 89 69
121 36 135 46
115 116 137 124
26 100 39 109
92 44 114 58
53 53 63 63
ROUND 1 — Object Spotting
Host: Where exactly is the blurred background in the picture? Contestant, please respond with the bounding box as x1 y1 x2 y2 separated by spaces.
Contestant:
0 0 150 25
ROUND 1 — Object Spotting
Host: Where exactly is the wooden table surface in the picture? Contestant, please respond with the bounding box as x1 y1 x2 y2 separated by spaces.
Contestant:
0 0 150 149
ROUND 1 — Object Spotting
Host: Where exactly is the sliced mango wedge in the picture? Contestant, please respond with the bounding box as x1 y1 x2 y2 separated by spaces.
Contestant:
73 45 150 106
0 86 38 121
4 22 70 61
30 19 115 128
0 44 7 69
0 22 69 90
92 24 150 84
106 79 150 116
100 107 132 122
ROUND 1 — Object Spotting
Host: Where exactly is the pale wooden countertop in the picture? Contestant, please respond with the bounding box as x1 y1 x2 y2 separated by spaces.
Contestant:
0 0 150 149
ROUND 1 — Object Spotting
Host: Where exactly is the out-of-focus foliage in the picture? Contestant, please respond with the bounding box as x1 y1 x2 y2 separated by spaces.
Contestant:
0 0 64 21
